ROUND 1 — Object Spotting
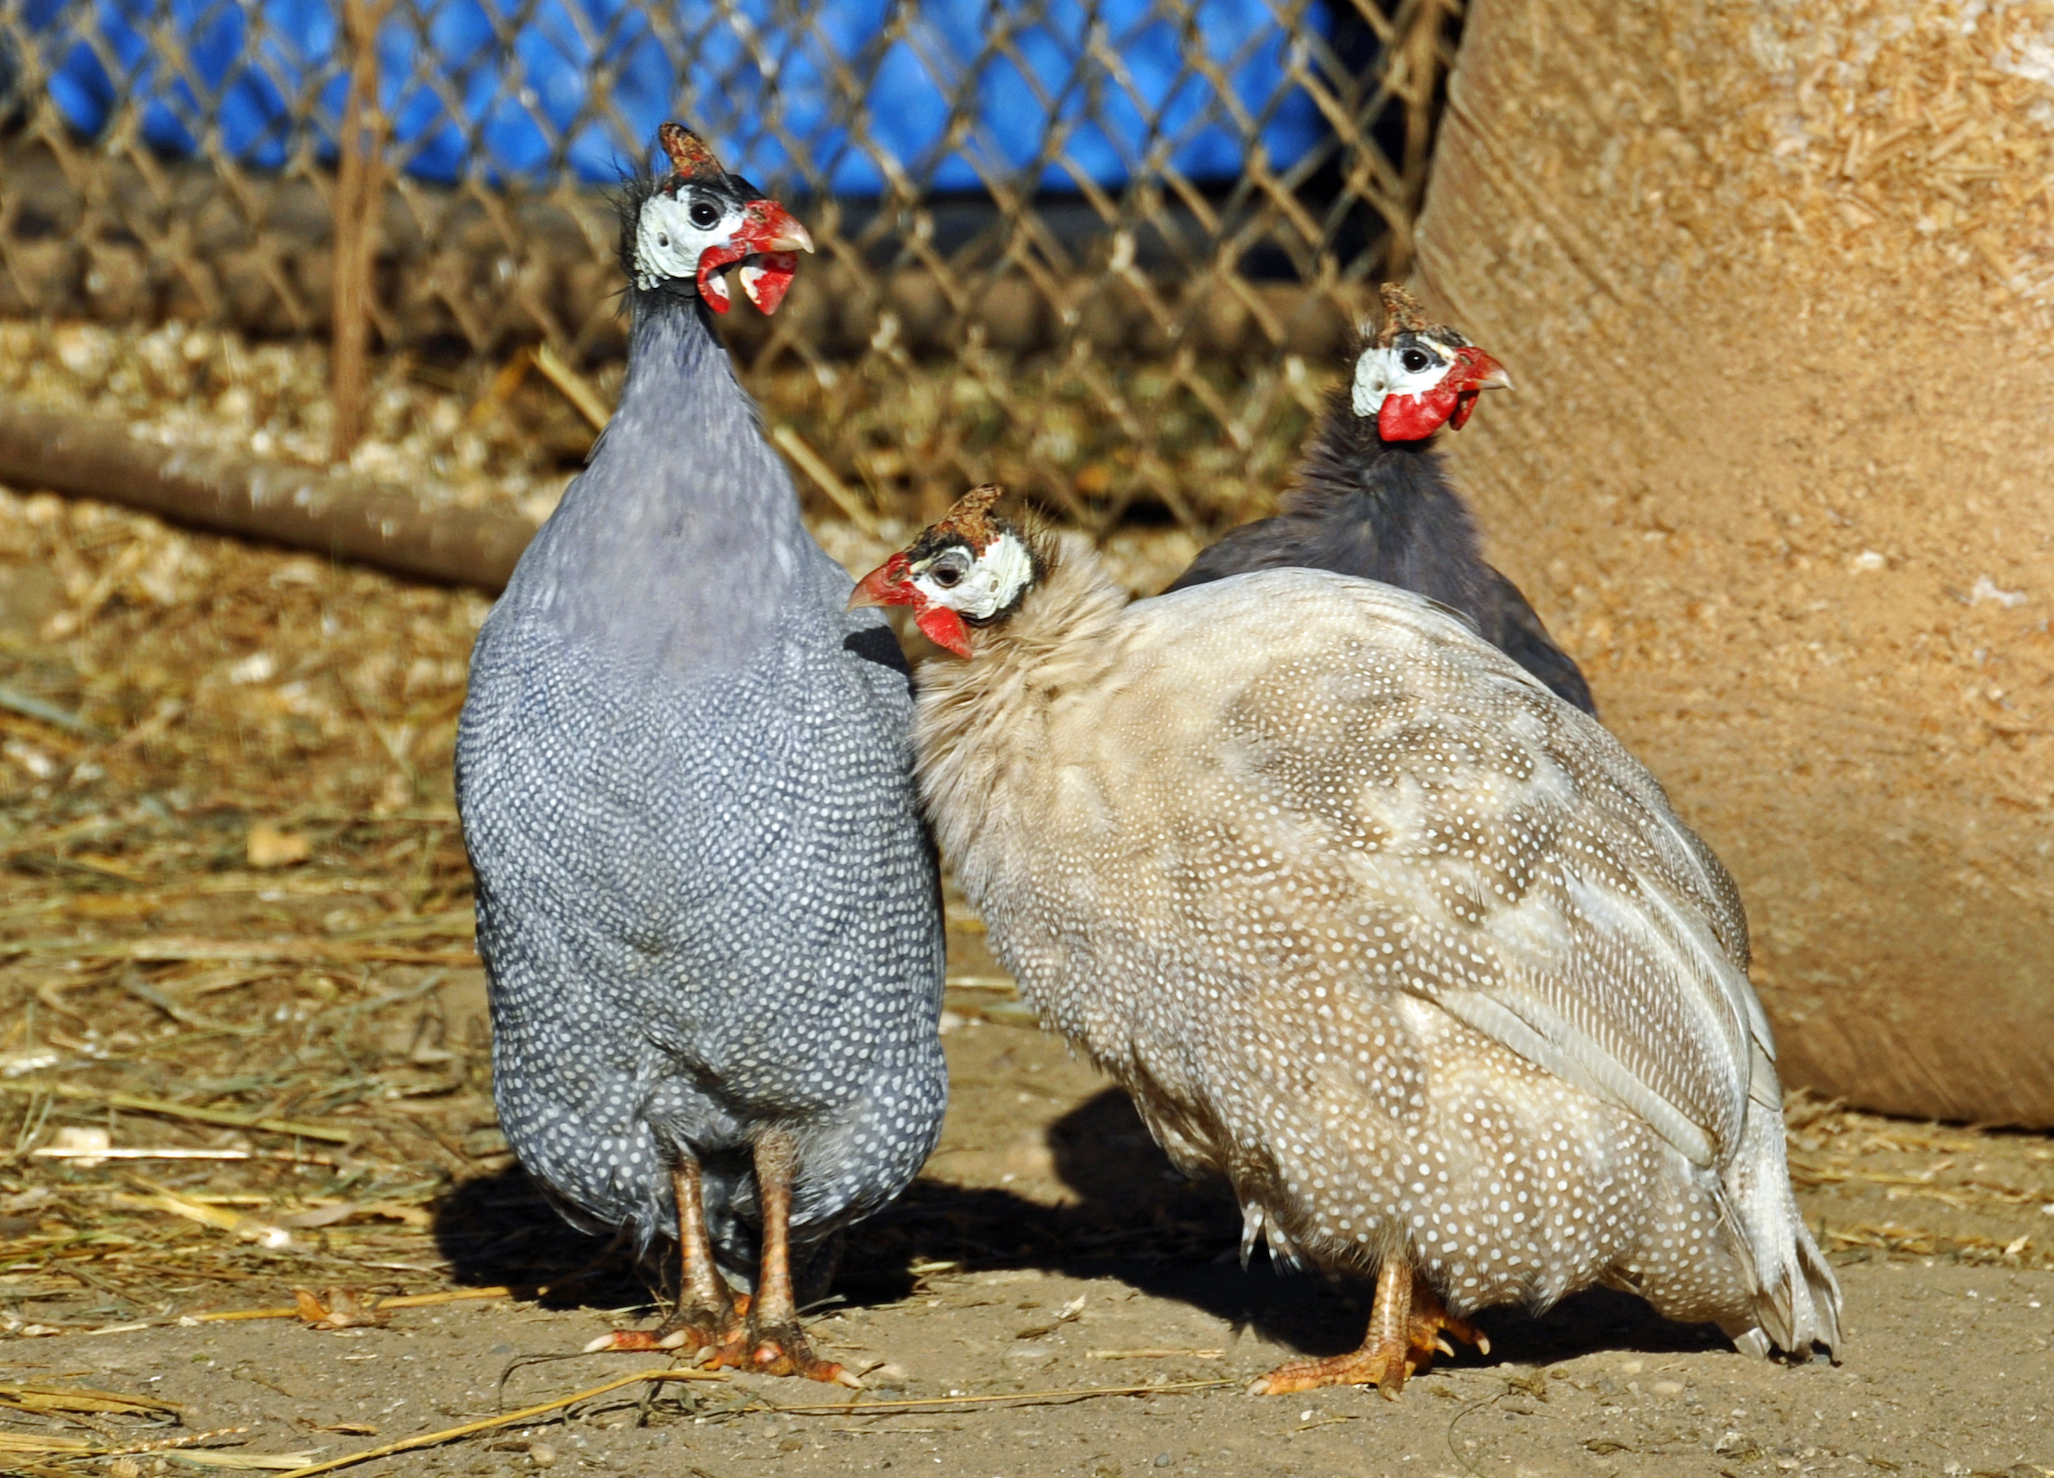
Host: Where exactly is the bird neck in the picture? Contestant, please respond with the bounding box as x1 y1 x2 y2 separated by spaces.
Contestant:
1282 402 1489 585
911 532 1130 901
578 286 805 551
606 289 754 449
517 289 813 666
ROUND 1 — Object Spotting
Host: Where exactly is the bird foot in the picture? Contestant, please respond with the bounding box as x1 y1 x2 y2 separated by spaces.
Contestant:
584 1327 688 1354
1248 1341 1411 1398
728 1320 862 1388
583 1294 750 1356
1248 1292 1488 1399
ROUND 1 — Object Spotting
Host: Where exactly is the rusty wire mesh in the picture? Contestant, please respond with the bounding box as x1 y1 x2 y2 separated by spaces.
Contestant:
0 0 1460 532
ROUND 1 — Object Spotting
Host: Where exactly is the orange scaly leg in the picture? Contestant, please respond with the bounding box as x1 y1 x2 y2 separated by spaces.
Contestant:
585 1161 746 1355
1249 1255 1489 1398
733 1131 860 1388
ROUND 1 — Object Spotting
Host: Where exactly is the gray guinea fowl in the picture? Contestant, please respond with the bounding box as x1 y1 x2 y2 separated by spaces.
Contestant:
456 123 946 1385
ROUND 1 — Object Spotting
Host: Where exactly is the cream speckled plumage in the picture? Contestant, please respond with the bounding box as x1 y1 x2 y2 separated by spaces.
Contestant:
884 514 1839 1374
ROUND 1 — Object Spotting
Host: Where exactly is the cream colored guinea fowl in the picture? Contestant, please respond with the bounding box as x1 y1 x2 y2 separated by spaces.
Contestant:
851 486 1840 1396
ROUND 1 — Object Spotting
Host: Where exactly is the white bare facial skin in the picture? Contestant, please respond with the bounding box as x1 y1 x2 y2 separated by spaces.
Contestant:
633 190 743 292
1350 341 1456 418
911 531 1036 620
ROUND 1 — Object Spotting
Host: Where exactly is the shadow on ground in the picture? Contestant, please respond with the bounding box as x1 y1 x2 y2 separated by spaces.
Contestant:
432 1085 1727 1368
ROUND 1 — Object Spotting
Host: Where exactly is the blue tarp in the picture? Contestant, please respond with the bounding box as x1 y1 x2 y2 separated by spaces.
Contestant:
27 0 1331 193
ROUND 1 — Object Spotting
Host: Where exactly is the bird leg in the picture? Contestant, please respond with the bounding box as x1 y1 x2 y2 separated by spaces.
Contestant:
1248 1255 1489 1398
731 1131 860 1387
584 1160 745 1355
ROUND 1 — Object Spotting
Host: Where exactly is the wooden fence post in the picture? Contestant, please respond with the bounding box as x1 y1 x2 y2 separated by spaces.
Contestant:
330 0 394 464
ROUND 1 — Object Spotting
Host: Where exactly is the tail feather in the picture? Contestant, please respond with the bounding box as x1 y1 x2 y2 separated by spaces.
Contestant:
1719 1084 1842 1358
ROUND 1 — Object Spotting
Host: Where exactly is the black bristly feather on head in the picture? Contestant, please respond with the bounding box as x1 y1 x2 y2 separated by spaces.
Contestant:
612 158 660 283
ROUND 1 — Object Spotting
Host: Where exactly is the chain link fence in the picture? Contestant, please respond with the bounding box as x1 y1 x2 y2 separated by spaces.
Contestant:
0 0 1459 532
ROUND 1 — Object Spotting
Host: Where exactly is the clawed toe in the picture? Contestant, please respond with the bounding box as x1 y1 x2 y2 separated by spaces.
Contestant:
1413 1307 1488 1360
1249 1259 1488 1399
583 1327 692 1353
1249 1343 1412 1398
586 1296 743 1357
610 1320 852 1388
745 1323 861 1387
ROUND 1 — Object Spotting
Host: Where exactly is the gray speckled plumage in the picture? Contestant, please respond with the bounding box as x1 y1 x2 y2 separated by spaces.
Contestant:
455 287 946 1287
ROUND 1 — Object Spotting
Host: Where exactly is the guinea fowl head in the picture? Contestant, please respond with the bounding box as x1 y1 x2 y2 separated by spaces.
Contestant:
1351 284 1511 441
621 122 814 314
848 485 1044 658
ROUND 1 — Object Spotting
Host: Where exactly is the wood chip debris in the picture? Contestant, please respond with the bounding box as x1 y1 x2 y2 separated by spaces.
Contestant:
290 1287 390 1330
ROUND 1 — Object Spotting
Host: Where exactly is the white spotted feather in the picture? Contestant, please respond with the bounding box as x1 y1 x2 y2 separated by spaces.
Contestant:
913 536 1840 1357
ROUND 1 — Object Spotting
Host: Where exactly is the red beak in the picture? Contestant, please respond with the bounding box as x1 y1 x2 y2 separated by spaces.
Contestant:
1445 347 1510 431
695 200 815 315
849 554 912 611
848 554 974 659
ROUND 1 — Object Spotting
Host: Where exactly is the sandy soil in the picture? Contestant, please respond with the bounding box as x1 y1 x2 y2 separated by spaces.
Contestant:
74 1259 2054 1478
5 982 2053 1478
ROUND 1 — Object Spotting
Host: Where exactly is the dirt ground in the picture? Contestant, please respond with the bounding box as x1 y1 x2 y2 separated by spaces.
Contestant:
5 1004 2054 1478
0 333 2050 1477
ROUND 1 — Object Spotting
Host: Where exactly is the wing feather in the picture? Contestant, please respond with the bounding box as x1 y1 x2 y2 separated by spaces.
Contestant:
1126 572 1766 1172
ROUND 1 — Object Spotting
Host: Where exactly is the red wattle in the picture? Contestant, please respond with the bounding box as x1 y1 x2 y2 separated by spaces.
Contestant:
695 241 746 313
696 201 811 315
741 253 798 315
917 606 974 659
1379 384 1459 440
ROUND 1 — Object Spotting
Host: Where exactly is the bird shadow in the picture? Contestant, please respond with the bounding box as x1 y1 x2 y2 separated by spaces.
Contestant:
1032 1087 1729 1368
431 1171 650 1314
431 1085 1729 1370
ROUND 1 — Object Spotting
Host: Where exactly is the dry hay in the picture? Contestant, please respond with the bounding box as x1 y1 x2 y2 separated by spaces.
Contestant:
1780 1092 2054 1266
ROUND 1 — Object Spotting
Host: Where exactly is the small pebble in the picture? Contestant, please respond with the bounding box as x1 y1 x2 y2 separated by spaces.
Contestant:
528 1443 556 1469
1154 1453 1174 1468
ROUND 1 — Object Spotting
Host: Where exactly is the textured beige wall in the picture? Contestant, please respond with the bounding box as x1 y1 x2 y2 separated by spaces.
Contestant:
1414 0 2054 1123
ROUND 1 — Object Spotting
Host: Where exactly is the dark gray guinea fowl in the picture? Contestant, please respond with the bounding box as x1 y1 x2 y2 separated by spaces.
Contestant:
454 123 945 1386
1165 285 1596 717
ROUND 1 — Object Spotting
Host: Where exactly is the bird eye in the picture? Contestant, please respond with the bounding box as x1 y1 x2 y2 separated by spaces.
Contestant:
928 555 968 589
1400 348 1433 374
689 200 721 230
